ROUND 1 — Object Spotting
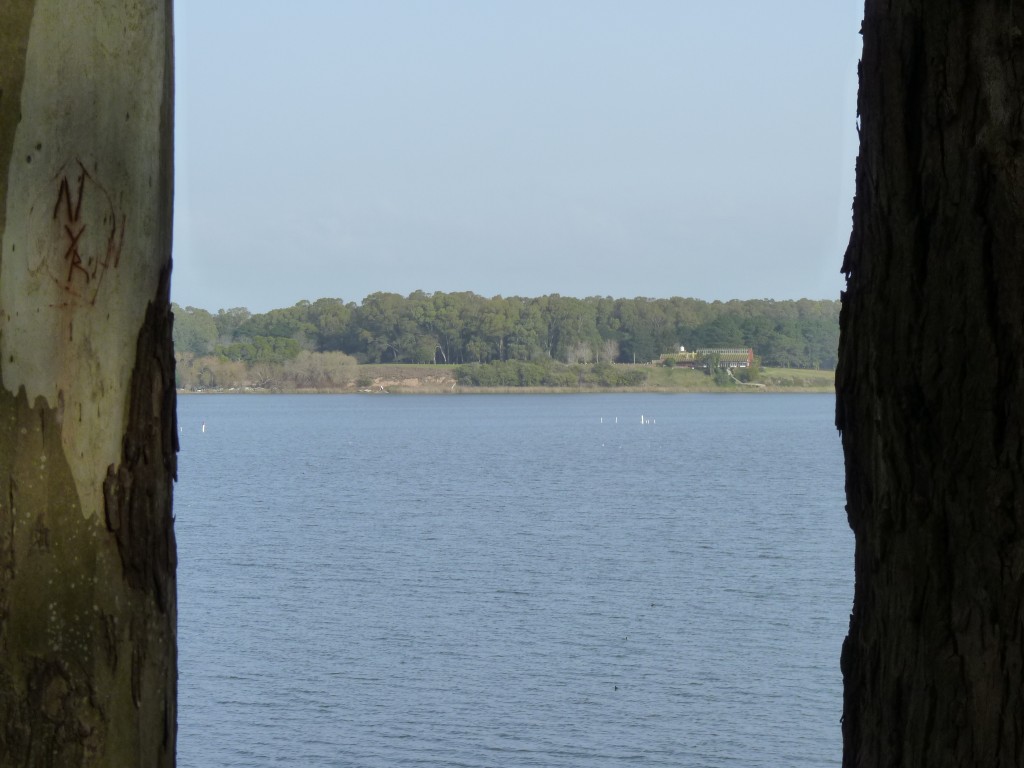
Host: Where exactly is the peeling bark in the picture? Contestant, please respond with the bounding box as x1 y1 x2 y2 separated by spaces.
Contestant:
104 266 178 614
838 1 1024 765
0 2 176 765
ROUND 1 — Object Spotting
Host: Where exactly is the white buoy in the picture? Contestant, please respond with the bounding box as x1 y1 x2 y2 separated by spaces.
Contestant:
201 421 206 433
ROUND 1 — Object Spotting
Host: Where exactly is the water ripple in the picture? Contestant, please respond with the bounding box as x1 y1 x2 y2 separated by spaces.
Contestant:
177 393 851 767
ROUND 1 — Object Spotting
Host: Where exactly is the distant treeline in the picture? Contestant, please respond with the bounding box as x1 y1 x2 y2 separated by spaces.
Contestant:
173 291 839 369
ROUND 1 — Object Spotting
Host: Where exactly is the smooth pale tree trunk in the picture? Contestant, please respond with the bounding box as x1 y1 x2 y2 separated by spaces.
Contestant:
0 1 176 764
838 1 1024 765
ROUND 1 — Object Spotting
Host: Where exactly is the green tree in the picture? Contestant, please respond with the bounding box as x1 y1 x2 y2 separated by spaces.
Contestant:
237 302 317 350
354 291 408 361
539 295 599 362
220 335 302 365
506 297 548 361
617 299 661 362
188 292 840 371
307 297 353 351
430 292 467 363
213 306 252 345
172 303 218 355
482 296 517 361
735 356 761 383
693 311 744 348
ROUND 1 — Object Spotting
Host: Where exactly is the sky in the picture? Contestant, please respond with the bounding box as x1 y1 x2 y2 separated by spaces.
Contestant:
172 1 864 314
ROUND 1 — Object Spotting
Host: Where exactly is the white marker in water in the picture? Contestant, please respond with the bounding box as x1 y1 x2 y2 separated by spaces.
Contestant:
202 421 206 433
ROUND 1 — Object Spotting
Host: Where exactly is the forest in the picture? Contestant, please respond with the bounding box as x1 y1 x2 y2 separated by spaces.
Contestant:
173 292 839 371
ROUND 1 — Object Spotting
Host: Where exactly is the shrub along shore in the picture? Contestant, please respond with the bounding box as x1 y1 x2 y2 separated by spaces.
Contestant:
177 361 834 395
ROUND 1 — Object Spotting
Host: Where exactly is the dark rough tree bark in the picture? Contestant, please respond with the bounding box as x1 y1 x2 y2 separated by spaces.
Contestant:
0 1 176 765
838 1 1024 765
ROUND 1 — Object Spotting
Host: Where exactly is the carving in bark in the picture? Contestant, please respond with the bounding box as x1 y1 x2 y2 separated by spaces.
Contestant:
0 1 177 764
838 1 1024 765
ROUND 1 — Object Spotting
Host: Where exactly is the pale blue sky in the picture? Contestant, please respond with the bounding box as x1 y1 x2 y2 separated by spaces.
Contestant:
172 1 863 313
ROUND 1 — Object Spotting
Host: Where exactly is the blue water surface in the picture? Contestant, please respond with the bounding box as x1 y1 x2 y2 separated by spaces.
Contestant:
175 393 851 767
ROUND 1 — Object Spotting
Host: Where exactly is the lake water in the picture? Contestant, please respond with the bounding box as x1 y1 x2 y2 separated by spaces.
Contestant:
175 393 851 767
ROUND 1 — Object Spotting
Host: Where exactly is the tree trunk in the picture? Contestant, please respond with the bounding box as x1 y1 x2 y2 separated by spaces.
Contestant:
837 1 1024 765
0 1 176 765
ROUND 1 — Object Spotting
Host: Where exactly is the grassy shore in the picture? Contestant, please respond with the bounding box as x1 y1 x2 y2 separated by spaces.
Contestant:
643 365 835 392
182 363 834 395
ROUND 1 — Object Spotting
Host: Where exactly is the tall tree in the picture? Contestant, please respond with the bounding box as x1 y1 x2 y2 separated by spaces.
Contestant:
306 297 353 352
0 2 176 764
213 306 252 345
837 2 1024 765
172 303 218 355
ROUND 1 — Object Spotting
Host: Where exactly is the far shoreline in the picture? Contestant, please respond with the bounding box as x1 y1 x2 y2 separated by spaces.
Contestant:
176 364 835 397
